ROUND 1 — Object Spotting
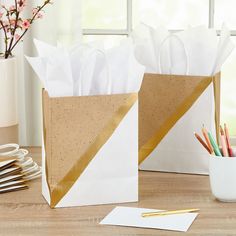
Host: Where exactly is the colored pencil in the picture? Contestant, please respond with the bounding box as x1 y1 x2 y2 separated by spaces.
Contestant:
208 132 222 157
202 127 214 154
224 123 234 157
220 126 229 157
194 133 212 154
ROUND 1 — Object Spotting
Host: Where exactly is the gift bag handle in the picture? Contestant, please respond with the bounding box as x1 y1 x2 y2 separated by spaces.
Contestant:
78 47 111 96
158 34 189 75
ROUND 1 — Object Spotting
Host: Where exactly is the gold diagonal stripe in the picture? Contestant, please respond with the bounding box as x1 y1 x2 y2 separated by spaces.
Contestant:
139 76 213 165
213 72 221 144
50 93 138 208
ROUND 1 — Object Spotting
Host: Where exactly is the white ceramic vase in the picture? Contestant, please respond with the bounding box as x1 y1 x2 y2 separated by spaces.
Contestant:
0 57 18 144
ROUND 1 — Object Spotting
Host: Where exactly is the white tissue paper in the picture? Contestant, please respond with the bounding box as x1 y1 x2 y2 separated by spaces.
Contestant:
26 38 145 97
132 24 235 76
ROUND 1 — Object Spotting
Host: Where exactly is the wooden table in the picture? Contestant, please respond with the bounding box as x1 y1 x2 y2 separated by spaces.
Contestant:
1 147 236 236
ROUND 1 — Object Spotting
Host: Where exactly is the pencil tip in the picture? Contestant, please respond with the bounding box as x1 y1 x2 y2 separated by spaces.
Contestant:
220 126 224 135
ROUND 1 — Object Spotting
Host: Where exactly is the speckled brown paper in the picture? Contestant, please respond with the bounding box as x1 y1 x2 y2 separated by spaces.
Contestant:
139 73 220 150
42 90 135 191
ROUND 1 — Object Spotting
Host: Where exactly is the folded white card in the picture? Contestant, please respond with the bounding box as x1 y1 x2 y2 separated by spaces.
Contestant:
100 206 198 232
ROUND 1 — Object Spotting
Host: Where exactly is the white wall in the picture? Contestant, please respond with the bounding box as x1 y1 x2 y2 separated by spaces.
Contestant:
0 0 82 146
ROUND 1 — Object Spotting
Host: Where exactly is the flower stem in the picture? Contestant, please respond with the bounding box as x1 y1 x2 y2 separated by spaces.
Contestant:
9 1 50 54
7 0 19 56
0 20 9 58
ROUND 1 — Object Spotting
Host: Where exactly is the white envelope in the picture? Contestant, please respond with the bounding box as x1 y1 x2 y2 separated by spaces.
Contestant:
100 206 198 232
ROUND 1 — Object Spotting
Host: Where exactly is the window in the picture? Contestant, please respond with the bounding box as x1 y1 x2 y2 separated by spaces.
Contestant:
82 0 236 135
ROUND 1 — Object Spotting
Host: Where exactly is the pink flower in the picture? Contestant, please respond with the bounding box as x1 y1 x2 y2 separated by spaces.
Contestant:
32 8 39 17
18 6 24 12
18 0 26 11
32 8 43 19
10 19 16 26
18 0 26 7
15 33 21 41
9 5 16 11
32 8 38 15
0 12 3 18
37 12 43 19
3 20 9 27
22 20 30 29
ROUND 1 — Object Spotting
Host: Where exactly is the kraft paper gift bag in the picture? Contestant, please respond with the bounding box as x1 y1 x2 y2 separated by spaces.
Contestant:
138 73 220 174
132 24 234 174
42 90 138 208
27 39 144 208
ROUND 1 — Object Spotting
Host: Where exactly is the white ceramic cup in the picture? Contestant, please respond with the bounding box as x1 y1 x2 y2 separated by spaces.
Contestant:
209 155 236 202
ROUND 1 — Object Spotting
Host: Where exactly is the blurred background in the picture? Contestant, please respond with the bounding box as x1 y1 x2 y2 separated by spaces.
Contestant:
82 0 236 140
1 0 236 146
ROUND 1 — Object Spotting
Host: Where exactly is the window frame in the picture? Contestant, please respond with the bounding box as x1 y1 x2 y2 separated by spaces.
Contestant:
83 0 132 36
82 0 236 143
82 0 236 36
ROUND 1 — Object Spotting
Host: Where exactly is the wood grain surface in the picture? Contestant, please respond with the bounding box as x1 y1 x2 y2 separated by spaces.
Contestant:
0 147 236 236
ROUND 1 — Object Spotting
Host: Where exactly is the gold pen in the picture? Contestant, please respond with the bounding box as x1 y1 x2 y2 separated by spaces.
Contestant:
142 208 199 217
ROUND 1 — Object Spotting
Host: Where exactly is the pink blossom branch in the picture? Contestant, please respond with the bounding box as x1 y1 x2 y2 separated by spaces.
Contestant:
0 20 9 58
6 0 19 57
1 5 13 34
0 0 52 59
9 1 51 55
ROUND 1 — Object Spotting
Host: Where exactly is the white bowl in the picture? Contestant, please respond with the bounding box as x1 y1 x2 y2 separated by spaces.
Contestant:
209 156 236 202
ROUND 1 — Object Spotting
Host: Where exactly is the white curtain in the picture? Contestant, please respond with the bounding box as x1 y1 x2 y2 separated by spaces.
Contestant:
1 0 82 146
